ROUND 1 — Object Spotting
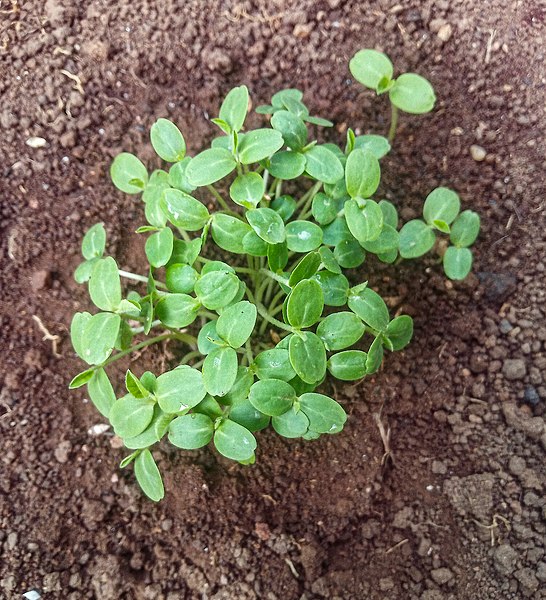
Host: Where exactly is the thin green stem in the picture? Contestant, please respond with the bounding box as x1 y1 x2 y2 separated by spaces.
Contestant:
244 339 254 366
246 287 293 333
388 103 399 143
275 179 283 199
259 268 289 287
295 181 322 212
206 185 239 218
180 350 202 365
100 333 175 369
118 270 168 290
197 310 218 320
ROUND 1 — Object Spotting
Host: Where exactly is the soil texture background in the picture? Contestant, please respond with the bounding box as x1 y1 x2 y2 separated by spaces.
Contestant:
1 0 545 599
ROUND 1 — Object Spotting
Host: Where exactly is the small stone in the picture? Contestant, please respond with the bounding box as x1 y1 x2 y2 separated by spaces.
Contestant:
26 136 47 148
499 319 513 333
514 568 539 593
293 23 313 38
431 460 447 474
60 130 77 148
430 567 453 585
536 562 546 582
54 440 71 464
31 269 52 291
437 24 453 42
523 386 540 407
379 578 394 591
508 456 526 476
502 358 526 381
494 544 518 576
470 144 487 161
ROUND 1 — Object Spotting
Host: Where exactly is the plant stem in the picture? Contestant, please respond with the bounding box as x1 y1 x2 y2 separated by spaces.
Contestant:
100 333 175 369
295 180 322 213
245 287 293 333
118 269 168 290
180 350 202 365
206 185 239 218
388 103 399 143
259 268 289 287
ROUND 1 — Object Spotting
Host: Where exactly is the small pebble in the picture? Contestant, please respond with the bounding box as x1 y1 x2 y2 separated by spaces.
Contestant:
470 144 487 161
26 137 47 148
499 319 513 334
437 24 452 42
524 386 540 407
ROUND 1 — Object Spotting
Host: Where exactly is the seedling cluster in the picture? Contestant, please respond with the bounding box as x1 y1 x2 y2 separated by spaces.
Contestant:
70 49 480 501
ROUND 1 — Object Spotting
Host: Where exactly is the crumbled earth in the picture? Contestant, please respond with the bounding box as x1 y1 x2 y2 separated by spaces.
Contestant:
1 1 545 599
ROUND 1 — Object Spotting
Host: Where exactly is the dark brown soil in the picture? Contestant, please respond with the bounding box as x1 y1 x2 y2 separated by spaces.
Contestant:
1 1 545 599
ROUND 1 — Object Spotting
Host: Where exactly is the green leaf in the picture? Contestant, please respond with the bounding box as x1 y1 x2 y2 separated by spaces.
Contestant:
168 157 196 194
361 224 399 255
202 346 238 397
450 210 480 248
344 198 383 243
168 238 202 266
287 279 324 328
237 129 284 164
304 145 344 184
255 104 275 114
216 301 257 348
186 148 237 186
443 246 473 280
345 149 381 199
110 395 155 439
379 200 398 228
318 246 341 274
280 95 309 118
124 407 168 450
334 239 366 268
155 293 200 328
229 172 265 209
349 49 393 90
433 220 450 234
150 118 186 162
312 192 341 226
385 315 413 351
389 73 436 114
298 393 347 434
272 407 309 438
120 452 138 469
82 223 106 260
289 252 321 286
399 219 436 258
288 332 327 384
214 419 257 461
423 187 460 226
74 258 99 284
79 312 121 365
317 312 365 351
85 368 116 417
88 257 121 312
353 135 391 159
222 366 254 406
169 413 214 449
228 399 269 432
248 379 296 416
271 194 297 222
313 271 349 307
125 369 150 399
285 220 323 253
253 348 296 382
246 208 286 244
155 366 206 413
267 242 289 272
145 227 173 268
321 216 352 246
327 350 368 381
268 151 306 180
193 395 224 419
165 264 198 293
211 213 251 254
272 88 303 108
197 320 223 355
68 368 94 389
194 271 240 310
348 286 389 331
134 449 164 502
219 85 249 132
161 189 210 231
271 110 308 151
110 152 148 194
305 115 333 127
366 336 384 374
242 230 268 256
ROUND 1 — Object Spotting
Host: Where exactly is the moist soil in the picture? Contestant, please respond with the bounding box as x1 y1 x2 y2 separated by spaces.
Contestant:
1 1 545 599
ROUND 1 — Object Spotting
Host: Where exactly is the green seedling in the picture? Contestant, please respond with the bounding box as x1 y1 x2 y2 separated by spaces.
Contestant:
69 48 480 501
350 48 436 141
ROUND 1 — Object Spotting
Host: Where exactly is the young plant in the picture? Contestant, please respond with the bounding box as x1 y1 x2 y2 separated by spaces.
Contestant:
69 48 480 501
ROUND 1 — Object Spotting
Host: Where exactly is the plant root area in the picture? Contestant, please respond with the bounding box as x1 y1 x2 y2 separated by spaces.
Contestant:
1 1 544 599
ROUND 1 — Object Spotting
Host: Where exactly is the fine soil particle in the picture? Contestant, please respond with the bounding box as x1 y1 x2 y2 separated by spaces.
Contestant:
1 1 545 599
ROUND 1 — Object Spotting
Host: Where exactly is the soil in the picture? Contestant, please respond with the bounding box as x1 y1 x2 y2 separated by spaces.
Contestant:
1 1 545 599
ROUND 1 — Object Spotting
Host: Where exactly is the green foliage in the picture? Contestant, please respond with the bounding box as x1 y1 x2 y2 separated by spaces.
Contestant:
69 48 481 501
